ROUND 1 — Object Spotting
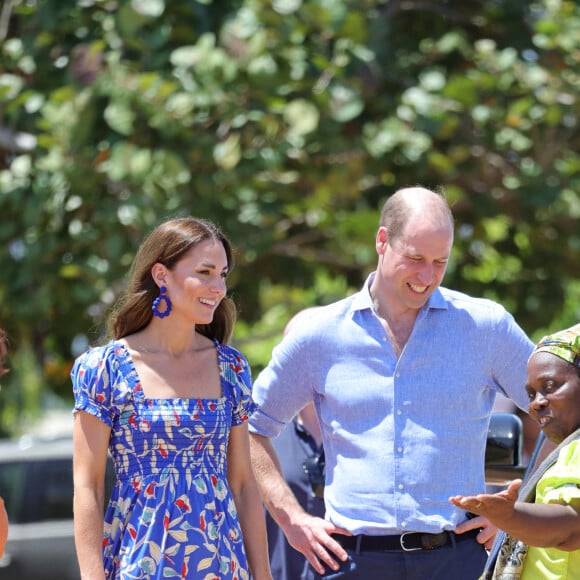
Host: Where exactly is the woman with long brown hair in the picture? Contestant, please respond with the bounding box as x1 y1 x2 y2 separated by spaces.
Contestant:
71 217 271 579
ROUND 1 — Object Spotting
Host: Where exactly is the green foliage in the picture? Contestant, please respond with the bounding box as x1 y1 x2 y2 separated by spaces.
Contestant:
0 0 579 434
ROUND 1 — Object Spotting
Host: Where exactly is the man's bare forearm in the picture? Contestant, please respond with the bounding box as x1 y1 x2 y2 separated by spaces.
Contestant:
249 432 307 529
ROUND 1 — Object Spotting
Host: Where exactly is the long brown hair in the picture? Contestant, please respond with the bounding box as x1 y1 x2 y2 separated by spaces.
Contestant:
108 217 237 343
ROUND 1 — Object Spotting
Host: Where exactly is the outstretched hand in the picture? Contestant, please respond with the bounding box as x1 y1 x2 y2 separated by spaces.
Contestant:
449 479 522 533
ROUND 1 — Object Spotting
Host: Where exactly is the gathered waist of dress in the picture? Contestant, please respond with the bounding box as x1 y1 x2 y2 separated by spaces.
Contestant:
114 465 227 483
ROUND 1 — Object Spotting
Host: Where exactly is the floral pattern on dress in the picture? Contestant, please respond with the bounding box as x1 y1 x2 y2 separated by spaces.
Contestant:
72 340 257 580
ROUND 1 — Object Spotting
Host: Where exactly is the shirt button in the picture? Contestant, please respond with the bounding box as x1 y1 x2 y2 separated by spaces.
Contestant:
398 484 404 490
397 447 403 453
401 522 407 528
397 410 402 416
396 372 400 378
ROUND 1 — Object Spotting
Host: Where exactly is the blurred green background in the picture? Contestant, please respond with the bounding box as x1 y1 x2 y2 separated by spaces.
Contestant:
0 0 578 436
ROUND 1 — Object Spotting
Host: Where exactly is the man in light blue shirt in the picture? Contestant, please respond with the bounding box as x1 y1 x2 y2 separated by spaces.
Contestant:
249 187 534 580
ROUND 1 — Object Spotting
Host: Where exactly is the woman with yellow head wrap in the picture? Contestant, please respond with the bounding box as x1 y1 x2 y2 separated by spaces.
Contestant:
450 324 580 579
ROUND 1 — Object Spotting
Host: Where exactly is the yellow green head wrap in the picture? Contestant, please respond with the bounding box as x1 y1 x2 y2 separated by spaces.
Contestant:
533 323 580 368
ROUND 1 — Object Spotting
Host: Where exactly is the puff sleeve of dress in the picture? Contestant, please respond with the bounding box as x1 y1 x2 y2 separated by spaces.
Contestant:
218 343 257 426
71 342 132 428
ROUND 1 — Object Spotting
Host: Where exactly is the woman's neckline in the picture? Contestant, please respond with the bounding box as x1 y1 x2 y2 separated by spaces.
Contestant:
113 340 226 402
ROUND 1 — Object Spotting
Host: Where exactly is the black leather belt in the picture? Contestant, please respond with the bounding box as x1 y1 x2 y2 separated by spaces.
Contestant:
334 529 479 552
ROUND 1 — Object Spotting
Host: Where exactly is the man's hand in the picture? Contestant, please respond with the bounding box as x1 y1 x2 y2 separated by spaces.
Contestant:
249 432 350 574
284 512 351 575
453 512 497 550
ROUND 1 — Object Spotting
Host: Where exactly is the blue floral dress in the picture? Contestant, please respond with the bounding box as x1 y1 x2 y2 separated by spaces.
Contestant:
71 340 257 580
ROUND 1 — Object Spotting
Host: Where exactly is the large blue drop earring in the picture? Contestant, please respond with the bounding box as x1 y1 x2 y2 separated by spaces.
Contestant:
152 286 172 318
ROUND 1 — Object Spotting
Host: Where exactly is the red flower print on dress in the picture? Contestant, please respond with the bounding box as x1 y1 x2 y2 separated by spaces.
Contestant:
174 496 191 512
229 362 243 374
157 439 168 458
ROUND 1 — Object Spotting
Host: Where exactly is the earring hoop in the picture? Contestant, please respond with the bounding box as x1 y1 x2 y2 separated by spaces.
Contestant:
152 286 172 318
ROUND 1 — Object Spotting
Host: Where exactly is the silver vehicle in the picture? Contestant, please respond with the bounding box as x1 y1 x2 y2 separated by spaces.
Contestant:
0 436 114 580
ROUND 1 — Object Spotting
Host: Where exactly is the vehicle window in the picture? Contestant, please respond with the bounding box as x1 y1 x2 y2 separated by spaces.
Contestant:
0 452 116 524
34 458 75 521
0 459 75 523
0 462 26 522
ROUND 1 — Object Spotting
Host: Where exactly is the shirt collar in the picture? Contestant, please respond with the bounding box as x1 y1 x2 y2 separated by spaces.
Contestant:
349 271 448 315
349 273 376 314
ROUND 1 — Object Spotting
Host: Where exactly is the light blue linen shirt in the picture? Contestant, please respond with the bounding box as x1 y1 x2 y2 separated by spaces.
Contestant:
249 273 534 535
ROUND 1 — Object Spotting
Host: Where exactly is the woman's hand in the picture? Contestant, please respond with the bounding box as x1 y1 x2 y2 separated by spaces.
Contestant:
449 479 522 526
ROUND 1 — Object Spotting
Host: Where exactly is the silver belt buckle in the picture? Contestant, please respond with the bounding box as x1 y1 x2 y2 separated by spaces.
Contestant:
400 532 422 552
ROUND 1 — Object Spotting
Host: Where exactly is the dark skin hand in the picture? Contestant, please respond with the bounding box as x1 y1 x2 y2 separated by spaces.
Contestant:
450 479 580 550
450 479 523 528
